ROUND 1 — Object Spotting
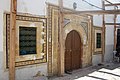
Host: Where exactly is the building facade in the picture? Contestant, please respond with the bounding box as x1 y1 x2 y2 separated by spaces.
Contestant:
0 0 117 80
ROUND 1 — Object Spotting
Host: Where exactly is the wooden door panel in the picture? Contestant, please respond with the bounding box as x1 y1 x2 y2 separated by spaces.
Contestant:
65 51 72 71
73 31 81 49
65 30 81 72
65 31 72 71
72 31 81 70
72 50 81 70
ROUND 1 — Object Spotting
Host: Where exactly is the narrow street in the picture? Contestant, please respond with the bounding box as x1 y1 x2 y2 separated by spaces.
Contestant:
49 62 120 80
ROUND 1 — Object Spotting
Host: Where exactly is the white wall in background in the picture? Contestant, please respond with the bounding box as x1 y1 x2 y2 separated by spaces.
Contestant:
17 0 46 15
105 26 114 62
93 15 103 26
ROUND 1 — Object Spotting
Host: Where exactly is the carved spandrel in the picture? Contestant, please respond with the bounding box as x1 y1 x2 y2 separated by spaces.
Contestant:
80 22 88 39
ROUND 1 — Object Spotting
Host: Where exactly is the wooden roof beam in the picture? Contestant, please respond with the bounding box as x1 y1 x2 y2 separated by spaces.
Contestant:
105 3 120 6
58 0 64 76
105 23 120 25
63 9 120 15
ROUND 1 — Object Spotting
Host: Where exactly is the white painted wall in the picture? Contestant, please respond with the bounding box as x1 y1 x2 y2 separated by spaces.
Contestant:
92 15 115 64
103 0 120 62
92 14 103 65
63 0 102 10
15 64 47 80
92 0 120 64
93 15 103 26
0 63 47 80
17 0 46 15
63 0 91 10
0 0 9 79
105 26 114 62
46 0 58 5
104 15 114 62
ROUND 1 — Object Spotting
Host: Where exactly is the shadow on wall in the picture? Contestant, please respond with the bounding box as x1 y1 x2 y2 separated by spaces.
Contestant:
104 44 114 62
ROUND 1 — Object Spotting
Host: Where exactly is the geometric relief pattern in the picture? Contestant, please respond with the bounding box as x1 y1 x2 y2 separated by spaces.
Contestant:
6 14 47 68
64 18 71 27
47 5 53 76
80 22 88 39
47 5 59 76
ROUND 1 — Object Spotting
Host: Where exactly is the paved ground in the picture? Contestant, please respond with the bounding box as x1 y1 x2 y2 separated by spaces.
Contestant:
48 62 120 80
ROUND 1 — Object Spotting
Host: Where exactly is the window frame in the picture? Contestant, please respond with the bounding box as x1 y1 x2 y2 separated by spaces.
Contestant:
93 26 102 54
4 13 47 68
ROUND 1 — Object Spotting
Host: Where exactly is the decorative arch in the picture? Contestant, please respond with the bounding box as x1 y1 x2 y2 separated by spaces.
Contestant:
63 22 88 46
61 21 89 72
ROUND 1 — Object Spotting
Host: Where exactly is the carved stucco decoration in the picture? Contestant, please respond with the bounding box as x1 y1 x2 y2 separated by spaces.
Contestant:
47 4 92 76
5 13 47 68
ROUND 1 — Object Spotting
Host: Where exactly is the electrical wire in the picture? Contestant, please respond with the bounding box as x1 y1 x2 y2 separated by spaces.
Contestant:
82 0 104 10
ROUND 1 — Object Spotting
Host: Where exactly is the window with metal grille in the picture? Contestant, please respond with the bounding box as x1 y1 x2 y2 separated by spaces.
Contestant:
19 27 37 55
96 33 101 48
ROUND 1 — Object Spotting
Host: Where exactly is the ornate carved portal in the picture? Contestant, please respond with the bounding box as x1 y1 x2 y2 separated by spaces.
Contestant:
47 5 92 76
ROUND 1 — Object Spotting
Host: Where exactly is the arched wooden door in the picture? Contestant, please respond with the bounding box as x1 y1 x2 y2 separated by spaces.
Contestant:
65 30 82 72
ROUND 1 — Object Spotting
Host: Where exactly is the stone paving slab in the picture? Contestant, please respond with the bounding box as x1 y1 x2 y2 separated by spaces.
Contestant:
48 62 120 80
